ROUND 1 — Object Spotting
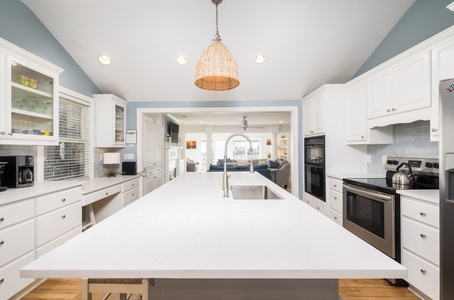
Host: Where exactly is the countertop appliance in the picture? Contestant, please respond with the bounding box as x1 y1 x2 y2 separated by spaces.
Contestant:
0 162 6 191
343 157 439 285
304 136 325 201
439 78 454 300
0 155 34 188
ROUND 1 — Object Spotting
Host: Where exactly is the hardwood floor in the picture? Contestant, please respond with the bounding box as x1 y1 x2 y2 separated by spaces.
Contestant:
20 278 420 300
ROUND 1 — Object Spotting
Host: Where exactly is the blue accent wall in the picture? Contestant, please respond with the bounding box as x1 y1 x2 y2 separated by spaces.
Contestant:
354 0 454 77
0 0 100 97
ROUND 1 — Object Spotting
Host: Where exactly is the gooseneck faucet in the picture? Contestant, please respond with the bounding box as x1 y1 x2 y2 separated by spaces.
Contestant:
223 132 254 197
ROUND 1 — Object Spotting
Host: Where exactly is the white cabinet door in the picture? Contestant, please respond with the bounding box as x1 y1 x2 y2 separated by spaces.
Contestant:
366 68 393 119
431 37 454 140
345 82 366 142
303 91 324 136
143 115 164 167
392 51 431 114
94 94 127 148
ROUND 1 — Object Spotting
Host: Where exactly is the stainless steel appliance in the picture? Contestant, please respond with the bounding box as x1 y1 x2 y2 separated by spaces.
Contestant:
304 136 325 201
0 155 34 188
343 157 439 284
439 78 454 300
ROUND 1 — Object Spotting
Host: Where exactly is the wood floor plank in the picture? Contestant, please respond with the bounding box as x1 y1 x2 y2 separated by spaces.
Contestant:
21 278 421 300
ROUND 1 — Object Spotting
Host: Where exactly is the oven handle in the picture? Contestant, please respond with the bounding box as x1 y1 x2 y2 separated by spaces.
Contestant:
343 183 394 203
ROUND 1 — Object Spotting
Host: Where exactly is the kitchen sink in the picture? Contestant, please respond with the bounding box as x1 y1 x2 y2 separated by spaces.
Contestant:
230 185 283 200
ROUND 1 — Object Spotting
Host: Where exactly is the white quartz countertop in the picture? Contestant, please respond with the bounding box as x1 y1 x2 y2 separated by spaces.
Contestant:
22 172 406 279
0 181 82 205
397 189 440 204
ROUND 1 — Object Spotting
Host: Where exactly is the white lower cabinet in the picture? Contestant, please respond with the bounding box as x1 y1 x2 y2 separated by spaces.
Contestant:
303 192 326 215
327 176 343 225
122 177 140 206
144 164 164 195
401 194 439 300
0 184 82 299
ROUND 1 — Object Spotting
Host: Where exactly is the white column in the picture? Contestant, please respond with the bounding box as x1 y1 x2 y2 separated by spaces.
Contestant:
270 126 280 160
205 126 214 168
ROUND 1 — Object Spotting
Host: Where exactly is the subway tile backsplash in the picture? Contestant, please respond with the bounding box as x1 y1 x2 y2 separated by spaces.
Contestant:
367 120 438 176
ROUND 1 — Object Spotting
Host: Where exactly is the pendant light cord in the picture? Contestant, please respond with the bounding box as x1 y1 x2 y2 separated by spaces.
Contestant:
214 1 222 42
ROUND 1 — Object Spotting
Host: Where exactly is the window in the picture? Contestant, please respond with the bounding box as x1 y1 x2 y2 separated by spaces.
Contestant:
232 139 260 159
44 90 92 180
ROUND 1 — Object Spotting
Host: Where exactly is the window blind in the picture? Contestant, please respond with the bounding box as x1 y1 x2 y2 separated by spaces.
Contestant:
44 96 91 180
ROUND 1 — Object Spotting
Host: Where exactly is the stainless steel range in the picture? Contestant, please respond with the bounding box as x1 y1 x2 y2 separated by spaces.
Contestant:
342 157 439 284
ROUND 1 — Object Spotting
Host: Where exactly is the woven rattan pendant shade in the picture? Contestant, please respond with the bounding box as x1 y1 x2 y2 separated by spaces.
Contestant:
195 41 239 91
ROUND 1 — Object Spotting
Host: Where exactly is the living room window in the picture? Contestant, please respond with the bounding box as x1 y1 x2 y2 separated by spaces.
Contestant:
43 90 92 180
232 139 260 159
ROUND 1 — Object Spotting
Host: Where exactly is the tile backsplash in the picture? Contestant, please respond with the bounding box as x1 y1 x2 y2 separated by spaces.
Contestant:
367 120 439 175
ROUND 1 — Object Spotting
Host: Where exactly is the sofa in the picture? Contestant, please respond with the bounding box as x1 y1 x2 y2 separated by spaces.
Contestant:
208 164 272 180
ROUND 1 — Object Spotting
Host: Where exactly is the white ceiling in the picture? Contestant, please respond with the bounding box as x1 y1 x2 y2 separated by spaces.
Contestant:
21 0 415 104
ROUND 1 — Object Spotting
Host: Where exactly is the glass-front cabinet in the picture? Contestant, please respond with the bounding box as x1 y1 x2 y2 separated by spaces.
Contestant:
93 94 127 147
0 38 62 145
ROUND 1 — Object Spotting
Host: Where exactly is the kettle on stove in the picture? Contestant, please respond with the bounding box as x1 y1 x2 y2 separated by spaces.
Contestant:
392 162 414 185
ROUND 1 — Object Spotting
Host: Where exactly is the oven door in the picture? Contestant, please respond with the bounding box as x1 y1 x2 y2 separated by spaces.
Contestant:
343 183 395 258
304 165 325 201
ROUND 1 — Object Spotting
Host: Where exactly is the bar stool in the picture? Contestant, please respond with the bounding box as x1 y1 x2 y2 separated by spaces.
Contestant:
81 278 152 300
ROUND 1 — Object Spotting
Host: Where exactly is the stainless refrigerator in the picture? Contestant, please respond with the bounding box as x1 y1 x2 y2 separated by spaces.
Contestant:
440 78 454 300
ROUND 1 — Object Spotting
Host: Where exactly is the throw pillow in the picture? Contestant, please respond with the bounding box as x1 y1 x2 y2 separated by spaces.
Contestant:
267 159 279 168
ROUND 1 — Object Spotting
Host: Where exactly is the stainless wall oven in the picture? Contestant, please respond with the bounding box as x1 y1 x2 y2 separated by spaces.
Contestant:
304 136 325 201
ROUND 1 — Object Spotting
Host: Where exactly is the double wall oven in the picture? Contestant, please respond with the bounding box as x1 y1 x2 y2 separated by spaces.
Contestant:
342 157 439 279
304 136 325 201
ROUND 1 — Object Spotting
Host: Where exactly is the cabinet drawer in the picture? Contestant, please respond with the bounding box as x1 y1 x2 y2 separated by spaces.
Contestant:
328 189 342 213
82 185 122 206
146 166 163 177
328 209 342 226
402 249 439 300
305 198 326 214
122 187 140 206
122 178 140 193
36 226 80 258
402 217 439 265
328 178 343 193
0 252 35 300
0 219 34 267
0 200 34 230
36 186 82 216
36 202 81 247
401 197 438 228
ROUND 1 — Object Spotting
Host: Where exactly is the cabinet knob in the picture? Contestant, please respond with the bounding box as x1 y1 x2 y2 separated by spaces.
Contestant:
0 131 4 135
361 136 364 138
432 128 438 132
420 269 427 275
61 215 66 219
420 212 426 216
0 278 4 284
334 216 338 220
0 217 4 222
7 132 13 136
392 108 396 111
132 193 135 196
333 184 337 187
0 240 4 245
334 197 337 200
132 184 135 186
420 233 427 239
105 192 109 196
310 131 314 133
387 109 391 112
316 207 320 210
61 198 66 202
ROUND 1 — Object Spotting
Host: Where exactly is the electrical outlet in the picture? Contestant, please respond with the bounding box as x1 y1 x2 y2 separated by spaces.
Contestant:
129 153 134 160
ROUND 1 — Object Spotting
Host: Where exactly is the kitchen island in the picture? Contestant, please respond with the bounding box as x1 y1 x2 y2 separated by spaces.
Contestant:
21 172 406 299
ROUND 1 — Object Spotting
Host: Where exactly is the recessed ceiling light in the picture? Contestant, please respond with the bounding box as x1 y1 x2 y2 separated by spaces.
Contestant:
176 55 187 65
447 2 454 11
98 55 111 66
279 120 284 123
255 54 266 64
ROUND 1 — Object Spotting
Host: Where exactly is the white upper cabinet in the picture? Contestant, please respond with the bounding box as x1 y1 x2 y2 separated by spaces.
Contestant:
93 94 127 148
303 90 324 136
0 38 62 145
366 51 431 120
345 81 367 142
430 37 454 140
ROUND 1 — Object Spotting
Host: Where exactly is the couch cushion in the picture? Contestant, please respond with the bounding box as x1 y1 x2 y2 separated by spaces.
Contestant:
267 159 280 168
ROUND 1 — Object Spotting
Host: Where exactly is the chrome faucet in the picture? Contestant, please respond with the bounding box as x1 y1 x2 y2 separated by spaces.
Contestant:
223 132 254 197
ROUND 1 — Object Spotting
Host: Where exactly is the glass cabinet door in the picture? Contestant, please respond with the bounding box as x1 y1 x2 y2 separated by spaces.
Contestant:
115 104 125 144
6 56 59 144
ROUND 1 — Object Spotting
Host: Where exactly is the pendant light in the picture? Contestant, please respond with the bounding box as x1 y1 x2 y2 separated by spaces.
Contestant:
195 0 239 91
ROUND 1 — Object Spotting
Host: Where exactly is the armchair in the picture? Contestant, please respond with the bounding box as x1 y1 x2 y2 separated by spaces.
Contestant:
271 162 291 189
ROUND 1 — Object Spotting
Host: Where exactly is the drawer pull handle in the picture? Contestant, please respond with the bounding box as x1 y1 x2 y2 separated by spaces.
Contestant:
420 269 427 275
61 198 66 202
334 197 337 200
334 216 337 220
61 215 66 219
132 184 135 186
0 217 4 222
132 193 135 196
420 233 427 239
333 184 337 187
420 212 426 216
106 192 109 196
0 240 4 245
0 278 4 284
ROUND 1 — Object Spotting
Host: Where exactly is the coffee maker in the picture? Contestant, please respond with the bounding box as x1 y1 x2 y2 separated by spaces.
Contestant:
0 162 7 191
0 156 34 188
